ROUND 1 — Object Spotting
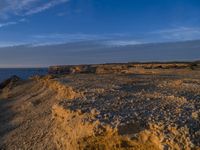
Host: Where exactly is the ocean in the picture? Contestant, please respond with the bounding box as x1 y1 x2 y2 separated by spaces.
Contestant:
0 68 48 83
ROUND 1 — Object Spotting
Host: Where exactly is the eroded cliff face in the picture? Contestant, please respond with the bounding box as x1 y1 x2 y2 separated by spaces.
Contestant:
0 65 200 150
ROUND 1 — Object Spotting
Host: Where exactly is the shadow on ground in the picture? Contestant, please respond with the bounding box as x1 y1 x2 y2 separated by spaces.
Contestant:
0 98 19 149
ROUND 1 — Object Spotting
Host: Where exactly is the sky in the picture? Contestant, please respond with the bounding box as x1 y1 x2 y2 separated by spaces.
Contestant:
0 0 200 67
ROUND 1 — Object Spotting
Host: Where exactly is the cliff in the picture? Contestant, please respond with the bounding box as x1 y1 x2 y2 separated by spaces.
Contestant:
48 61 200 75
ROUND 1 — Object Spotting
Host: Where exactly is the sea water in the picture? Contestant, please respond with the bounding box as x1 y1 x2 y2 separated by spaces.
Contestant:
0 68 48 83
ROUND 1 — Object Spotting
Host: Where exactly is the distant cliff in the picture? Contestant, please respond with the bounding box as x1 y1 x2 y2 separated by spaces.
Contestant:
48 61 200 75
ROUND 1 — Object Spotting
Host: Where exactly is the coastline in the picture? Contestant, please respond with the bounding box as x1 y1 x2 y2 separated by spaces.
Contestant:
0 62 200 149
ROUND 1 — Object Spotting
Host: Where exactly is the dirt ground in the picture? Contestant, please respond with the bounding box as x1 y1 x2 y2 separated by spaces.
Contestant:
0 80 59 149
0 69 200 149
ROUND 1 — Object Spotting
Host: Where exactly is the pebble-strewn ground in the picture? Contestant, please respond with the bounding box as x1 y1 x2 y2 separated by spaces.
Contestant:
0 68 200 149
54 71 200 149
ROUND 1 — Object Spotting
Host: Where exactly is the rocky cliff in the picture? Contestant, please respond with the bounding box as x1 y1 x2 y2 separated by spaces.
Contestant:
49 62 200 75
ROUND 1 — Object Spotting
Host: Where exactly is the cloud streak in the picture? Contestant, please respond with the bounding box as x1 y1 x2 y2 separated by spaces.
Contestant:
30 33 144 47
152 27 200 41
0 32 141 47
105 40 142 47
0 21 17 28
25 0 69 15
0 0 70 18
0 18 27 28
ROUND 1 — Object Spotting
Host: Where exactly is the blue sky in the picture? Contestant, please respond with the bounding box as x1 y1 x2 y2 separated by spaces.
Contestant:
0 0 200 67
0 0 200 46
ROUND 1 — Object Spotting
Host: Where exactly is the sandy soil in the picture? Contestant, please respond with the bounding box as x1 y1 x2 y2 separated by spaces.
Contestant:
0 68 200 150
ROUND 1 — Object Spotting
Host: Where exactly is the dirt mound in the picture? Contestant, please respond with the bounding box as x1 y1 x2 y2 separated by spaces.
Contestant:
32 75 79 99
0 76 80 149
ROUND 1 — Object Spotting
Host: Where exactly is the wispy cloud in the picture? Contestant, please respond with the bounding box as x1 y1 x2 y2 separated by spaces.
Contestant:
0 32 135 47
30 33 108 46
0 32 144 47
105 40 142 46
25 0 69 15
0 18 27 28
0 0 70 19
29 33 145 47
0 21 17 28
152 27 200 41
32 33 105 41
33 32 133 40
0 41 27 47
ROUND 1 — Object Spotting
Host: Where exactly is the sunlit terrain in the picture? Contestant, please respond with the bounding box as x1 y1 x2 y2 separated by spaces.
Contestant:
0 62 200 149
